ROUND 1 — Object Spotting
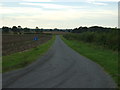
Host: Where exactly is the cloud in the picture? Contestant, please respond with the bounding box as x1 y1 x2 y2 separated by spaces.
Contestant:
91 2 108 5
0 0 118 28
20 3 85 9
1 4 117 21
1 0 118 2
86 0 118 2
22 0 53 2
87 1 108 5
0 6 42 14
20 0 119 6
23 0 119 2
21 3 72 9
1 8 117 28
85 0 118 6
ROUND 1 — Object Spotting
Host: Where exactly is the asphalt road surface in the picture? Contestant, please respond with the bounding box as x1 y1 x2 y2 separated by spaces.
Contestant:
3 35 117 88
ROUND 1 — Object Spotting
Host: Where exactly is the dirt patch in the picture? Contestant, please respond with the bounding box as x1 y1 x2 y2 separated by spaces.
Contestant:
2 34 52 56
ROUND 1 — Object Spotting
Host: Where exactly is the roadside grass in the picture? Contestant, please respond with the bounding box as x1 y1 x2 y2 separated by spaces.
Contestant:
61 36 118 86
3 35 55 73
0 57 2 73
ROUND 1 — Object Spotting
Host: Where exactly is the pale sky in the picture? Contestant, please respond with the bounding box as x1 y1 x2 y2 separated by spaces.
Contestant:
0 0 119 29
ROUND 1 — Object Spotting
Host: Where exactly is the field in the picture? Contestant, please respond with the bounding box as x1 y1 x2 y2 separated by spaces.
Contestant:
3 34 55 72
2 34 52 56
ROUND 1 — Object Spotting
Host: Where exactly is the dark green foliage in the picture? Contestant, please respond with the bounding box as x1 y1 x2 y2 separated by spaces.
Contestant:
1 26 72 34
11 26 18 34
23 27 31 33
2 26 42 34
63 30 119 51
2 26 11 33
72 26 117 33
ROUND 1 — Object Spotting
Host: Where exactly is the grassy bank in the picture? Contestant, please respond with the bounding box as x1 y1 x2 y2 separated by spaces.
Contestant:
3 35 55 73
61 36 118 86
0 57 2 73
63 31 118 51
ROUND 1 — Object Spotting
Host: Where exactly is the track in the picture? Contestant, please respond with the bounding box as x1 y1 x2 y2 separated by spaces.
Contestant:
3 35 116 88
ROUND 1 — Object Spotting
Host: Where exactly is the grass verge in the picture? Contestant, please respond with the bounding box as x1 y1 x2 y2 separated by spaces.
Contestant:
0 57 2 73
3 35 55 73
61 36 118 87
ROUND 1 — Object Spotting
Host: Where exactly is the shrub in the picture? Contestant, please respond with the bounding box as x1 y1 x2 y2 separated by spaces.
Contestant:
63 30 119 51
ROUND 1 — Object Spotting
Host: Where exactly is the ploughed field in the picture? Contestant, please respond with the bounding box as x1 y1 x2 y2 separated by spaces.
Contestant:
2 34 52 56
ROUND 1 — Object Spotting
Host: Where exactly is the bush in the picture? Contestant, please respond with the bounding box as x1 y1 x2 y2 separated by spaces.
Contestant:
63 30 119 51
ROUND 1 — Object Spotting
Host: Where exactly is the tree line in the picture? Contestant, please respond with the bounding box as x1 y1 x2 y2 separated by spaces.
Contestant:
2 26 72 34
2 26 43 34
63 26 119 51
72 26 119 33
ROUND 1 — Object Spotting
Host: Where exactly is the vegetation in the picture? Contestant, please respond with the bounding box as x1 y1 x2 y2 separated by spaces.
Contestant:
62 30 120 86
63 30 119 51
2 25 119 86
3 35 55 73
0 57 2 73
3 34 52 56
2 26 43 34
2 26 72 34
72 26 118 33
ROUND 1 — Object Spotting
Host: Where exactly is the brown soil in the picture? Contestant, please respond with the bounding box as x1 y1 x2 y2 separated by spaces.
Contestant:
2 34 52 56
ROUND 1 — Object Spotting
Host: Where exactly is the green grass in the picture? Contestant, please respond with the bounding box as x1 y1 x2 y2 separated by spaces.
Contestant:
0 57 2 73
3 35 55 73
61 36 118 86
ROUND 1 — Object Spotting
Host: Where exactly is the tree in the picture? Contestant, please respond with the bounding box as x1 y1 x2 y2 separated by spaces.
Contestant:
2 26 10 33
36 27 39 29
11 26 18 33
18 26 22 29
35 27 39 33
35 27 42 33
54 28 59 31
23 27 30 33
40 28 43 32
18 26 23 34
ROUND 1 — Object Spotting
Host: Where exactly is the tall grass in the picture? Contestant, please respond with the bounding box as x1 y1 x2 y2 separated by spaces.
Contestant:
61 36 118 84
63 30 119 51
62 30 119 87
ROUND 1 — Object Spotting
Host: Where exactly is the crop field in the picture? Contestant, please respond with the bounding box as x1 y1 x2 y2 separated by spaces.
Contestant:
2 34 52 56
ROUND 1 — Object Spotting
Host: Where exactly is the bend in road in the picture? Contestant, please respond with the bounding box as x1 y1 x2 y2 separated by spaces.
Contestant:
3 35 117 88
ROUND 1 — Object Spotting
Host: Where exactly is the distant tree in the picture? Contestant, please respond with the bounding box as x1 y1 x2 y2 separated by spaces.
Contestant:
11 26 18 34
35 27 43 33
72 26 113 33
18 26 22 29
36 27 39 29
23 27 30 33
18 26 23 34
40 28 43 32
35 27 39 33
54 28 59 31
50 29 53 31
66 29 72 32
2 26 10 33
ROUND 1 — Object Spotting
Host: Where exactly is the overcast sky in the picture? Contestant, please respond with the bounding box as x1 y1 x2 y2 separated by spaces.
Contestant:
0 0 119 29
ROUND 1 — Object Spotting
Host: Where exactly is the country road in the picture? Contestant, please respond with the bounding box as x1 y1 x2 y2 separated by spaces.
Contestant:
3 35 116 88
